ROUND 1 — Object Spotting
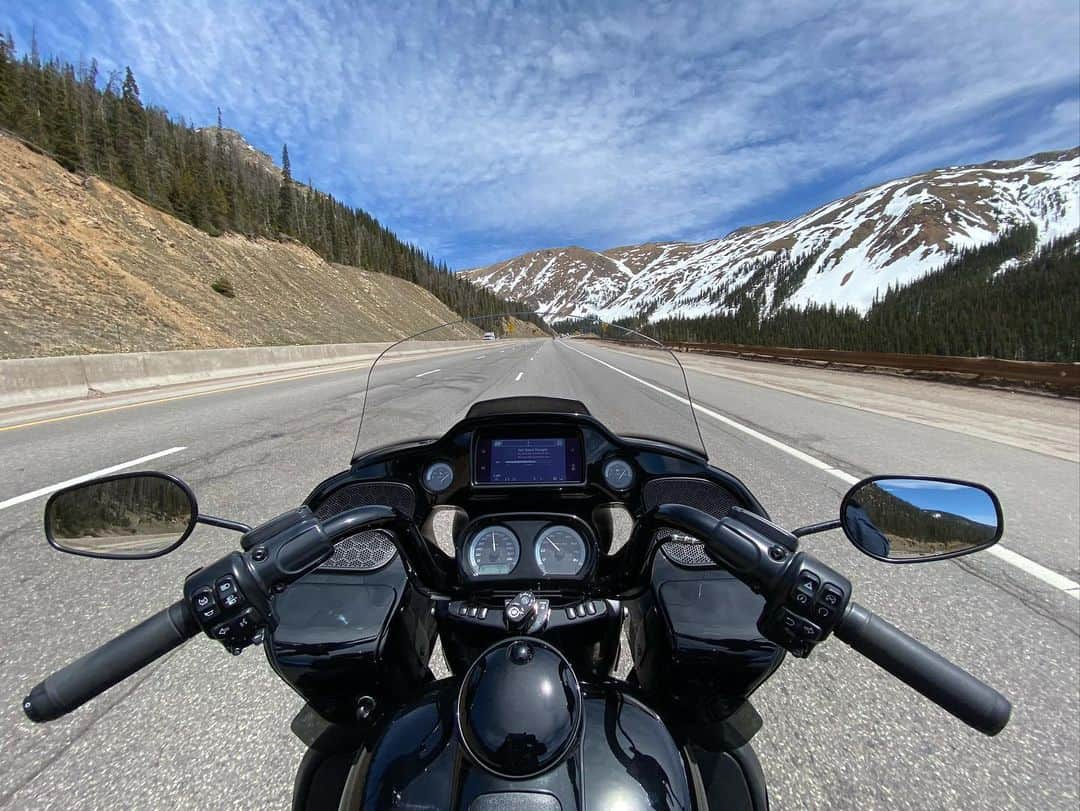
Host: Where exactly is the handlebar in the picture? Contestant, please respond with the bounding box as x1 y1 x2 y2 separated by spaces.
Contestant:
23 506 399 724
644 503 1011 736
835 601 1011 736
23 502 1012 738
23 600 199 722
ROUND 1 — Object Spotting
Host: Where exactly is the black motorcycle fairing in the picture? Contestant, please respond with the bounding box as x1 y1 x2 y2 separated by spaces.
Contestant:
265 558 437 724
626 551 785 744
346 679 696 811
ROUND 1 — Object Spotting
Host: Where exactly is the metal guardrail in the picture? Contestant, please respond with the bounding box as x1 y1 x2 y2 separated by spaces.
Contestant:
576 336 1079 396
668 341 1079 396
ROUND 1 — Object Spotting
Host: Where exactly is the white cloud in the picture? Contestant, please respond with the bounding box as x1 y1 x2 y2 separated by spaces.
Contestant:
7 0 1078 266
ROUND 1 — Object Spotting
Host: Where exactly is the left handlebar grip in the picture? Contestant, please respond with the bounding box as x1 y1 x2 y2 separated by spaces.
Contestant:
23 600 199 723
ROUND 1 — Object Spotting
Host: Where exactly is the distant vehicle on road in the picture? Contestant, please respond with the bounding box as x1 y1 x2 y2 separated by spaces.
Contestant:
482 331 497 341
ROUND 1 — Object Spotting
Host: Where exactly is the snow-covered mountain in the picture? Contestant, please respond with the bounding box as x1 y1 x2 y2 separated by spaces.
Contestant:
462 148 1079 321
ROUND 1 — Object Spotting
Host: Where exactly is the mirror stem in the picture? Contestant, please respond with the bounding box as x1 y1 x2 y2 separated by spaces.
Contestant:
197 514 252 534
792 519 842 538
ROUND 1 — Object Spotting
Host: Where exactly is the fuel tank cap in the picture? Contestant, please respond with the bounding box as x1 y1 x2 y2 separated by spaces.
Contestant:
456 637 583 779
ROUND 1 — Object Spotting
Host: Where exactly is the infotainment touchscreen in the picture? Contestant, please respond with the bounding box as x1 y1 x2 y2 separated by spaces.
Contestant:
474 434 584 484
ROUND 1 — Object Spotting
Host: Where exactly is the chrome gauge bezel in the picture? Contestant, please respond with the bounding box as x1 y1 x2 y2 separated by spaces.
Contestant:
465 524 521 577
533 525 588 577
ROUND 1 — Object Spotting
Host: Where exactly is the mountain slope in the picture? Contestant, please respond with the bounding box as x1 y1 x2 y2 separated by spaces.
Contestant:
0 134 462 358
0 39 512 321
463 148 1079 320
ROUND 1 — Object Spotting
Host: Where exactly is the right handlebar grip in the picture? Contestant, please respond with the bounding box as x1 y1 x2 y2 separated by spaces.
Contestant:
835 601 1011 736
23 600 199 723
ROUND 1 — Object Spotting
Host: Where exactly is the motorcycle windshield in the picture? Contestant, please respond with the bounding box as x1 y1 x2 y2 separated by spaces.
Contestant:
353 313 707 460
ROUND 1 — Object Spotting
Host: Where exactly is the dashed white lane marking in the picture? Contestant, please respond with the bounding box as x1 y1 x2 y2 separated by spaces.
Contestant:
514 372 524 382
563 342 1080 600
476 354 486 359
0 447 187 511
415 369 441 378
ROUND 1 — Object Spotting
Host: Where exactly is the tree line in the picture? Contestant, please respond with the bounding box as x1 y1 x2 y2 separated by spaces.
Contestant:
0 34 525 319
618 225 1078 361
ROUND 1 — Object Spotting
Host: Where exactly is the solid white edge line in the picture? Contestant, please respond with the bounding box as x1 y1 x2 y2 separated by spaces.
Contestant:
563 341 1080 600
415 369 441 378
0 447 187 511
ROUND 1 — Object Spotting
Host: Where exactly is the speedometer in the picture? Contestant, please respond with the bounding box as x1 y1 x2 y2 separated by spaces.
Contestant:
534 526 587 576
466 525 520 576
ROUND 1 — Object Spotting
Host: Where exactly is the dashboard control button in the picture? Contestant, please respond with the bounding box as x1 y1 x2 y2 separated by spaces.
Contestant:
797 618 822 641
791 590 812 608
192 588 216 613
585 601 597 615
220 591 243 610
215 576 238 600
821 585 844 608
467 606 478 618
227 609 259 639
478 607 488 620
602 458 635 491
567 606 578 619
780 609 799 634
795 572 820 598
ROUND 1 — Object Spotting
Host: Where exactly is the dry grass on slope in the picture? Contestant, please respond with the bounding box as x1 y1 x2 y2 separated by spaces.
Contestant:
0 134 462 359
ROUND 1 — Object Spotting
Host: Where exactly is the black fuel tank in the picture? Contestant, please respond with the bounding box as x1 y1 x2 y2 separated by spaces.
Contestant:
352 670 694 810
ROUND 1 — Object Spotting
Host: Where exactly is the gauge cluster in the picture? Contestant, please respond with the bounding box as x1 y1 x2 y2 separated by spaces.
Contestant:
459 517 595 584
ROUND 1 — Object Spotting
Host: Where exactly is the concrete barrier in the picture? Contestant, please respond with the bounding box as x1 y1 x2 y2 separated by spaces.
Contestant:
0 339 496 410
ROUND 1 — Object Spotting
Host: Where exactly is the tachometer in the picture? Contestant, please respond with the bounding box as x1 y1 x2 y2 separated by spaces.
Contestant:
534 526 587 577
466 525 520 576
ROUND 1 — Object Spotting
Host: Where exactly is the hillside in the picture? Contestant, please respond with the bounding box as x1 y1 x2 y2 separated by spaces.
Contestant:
0 134 464 358
0 38 516 321
463 148 1079 322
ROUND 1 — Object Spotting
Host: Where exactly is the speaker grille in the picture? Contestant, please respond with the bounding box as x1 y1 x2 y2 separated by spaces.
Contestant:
642 477 738 517
320 529 397 571
660 537 715 568
643 478 738 569
312 481 415 520
310 482 413 572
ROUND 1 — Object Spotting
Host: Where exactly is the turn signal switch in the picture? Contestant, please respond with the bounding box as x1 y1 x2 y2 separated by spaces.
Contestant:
504 591 550 634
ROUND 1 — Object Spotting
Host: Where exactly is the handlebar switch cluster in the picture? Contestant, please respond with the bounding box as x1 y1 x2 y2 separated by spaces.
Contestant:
760 553 851 658
184 552 271 655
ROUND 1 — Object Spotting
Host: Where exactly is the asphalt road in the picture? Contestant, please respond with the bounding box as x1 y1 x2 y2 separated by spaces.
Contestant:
0 337 1077 809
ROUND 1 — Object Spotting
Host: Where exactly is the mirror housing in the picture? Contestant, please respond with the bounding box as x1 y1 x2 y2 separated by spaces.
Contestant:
45 472 198 559
840 476 1003 563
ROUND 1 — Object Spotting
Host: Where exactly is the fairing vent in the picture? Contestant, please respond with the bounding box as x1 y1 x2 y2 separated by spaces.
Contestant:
320 529 397 571
643 477 739 569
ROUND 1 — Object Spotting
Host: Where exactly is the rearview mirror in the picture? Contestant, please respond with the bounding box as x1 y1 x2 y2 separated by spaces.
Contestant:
45 472 197 559
840 476 1002 562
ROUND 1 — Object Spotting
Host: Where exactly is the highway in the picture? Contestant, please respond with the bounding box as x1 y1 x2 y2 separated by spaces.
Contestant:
0 336 1077 809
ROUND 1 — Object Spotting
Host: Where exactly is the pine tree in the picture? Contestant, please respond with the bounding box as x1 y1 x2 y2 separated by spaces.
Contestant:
276 143 294 235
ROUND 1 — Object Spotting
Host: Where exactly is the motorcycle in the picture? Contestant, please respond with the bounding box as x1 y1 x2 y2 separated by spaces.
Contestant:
22 315 1012 810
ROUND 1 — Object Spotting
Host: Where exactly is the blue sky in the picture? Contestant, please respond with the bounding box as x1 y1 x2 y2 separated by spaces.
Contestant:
2 1 1078 269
